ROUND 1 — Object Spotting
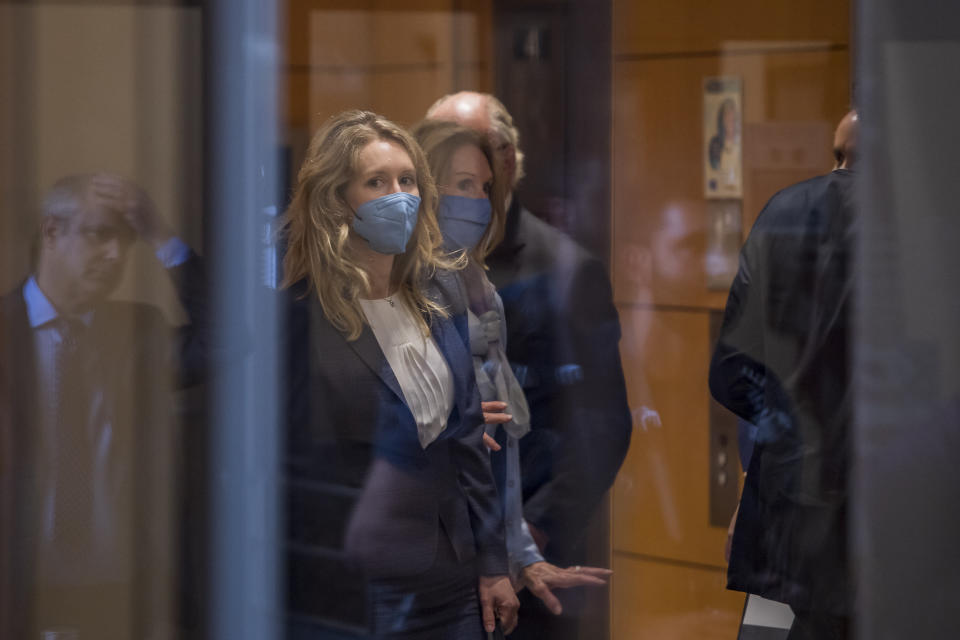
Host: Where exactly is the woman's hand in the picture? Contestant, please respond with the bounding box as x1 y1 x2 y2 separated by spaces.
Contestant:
518 562 612 615
482 400 512 426
481 401 511 451
478 574 520 634
482 433 502 451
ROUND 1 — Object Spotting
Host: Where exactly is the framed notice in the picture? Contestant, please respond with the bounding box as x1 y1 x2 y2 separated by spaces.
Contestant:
704 76 743 198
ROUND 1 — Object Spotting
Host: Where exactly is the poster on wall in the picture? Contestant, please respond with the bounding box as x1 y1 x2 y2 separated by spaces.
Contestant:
703 76 743 199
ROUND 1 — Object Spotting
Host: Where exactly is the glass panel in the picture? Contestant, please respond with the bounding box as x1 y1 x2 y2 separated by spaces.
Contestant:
4 1 958 639
853 1 960 637
0 2 284 639
0 2 211 638
610 3 851 638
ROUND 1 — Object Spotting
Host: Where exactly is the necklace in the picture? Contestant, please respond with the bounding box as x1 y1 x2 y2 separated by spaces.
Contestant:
384 294 395 307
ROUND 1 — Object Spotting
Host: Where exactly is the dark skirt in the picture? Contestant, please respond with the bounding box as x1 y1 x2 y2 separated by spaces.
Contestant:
367 536 484 640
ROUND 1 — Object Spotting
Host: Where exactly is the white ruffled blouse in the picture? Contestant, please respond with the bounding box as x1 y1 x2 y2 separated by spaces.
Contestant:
359 297 454 448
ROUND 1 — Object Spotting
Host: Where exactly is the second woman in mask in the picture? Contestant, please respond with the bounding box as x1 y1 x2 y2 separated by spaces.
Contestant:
411 119 611 616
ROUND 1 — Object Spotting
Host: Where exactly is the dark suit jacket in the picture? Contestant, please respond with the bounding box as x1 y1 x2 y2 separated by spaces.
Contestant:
0 255 208 639
283 270 508 631
709 169 855 615
485 199 632 556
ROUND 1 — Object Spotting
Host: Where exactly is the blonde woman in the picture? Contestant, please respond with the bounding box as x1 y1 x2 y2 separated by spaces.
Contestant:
282 110 517 638
412 119 611 620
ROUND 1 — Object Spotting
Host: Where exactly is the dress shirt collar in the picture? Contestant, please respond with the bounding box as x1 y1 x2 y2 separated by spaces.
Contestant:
23 275 94 329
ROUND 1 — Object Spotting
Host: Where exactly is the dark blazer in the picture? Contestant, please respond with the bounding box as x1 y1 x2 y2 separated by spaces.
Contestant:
0 255 208 640
485 199 631 556
283 270 508 630
709 169 855 615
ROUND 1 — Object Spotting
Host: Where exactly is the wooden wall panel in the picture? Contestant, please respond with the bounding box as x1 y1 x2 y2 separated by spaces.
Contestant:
614 308 731 566
610 3 850 638
285 0 492 130
286 68 314 132
300 67 453 130
612 554 744 640
307 8 453 68
451 61 492 96
453 3 493 69
287 0 456 66
611 49 850 311
613 0 850 56
369 68 459 126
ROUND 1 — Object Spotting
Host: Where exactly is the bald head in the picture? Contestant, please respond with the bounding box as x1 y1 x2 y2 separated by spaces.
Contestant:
427 91 525 190
428 91 492 133
833 110 859 170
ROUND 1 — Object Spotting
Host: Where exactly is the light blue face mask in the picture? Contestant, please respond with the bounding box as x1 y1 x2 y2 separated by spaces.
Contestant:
437 194 492 252
351 191 421 255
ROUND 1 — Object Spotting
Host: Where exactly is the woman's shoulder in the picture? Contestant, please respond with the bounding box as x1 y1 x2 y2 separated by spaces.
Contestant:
282 277 311 305
423 268 468 316
281 279 340 341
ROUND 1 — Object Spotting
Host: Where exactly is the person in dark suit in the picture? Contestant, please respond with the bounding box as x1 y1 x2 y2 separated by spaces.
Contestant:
426 92 632 637
0 173 206 640
709 110 859 640
281 110 518 639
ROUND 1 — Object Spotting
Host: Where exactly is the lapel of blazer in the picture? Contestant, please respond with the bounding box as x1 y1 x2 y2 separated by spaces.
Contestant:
309 274 475 432
344 323 406 403
308 295 406 403
88 302 145 425
429 311 472 426
425 270 474 425
89 304 120 413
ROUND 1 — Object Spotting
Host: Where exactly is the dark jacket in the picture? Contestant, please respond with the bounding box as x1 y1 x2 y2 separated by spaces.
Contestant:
0 255 207 640
485 199 632 555
283 270 508 629
709 169 855 615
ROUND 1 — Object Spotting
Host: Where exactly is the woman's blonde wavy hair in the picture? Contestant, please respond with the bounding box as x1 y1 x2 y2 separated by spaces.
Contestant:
282 110 453 340
410 119 507 267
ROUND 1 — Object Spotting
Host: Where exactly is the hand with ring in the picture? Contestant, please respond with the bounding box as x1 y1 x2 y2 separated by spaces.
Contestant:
518 561 612 615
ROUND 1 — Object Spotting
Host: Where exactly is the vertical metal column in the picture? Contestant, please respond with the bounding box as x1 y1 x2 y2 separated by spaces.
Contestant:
854 1 960 637
207 1 283 639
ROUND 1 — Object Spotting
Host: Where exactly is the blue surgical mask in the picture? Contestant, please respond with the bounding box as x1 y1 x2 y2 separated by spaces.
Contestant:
437 195 492 252
351 191 421 255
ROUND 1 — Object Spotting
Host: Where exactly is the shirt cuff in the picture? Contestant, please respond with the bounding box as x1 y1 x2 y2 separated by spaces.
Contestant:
155 237 191 268
515 519 545 571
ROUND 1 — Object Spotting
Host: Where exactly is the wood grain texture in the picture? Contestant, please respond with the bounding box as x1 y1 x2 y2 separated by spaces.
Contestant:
613 0 850 57
610 3 849 636
612 553 745 640
614 307 734 566
285 0 492 129
611 49 850 310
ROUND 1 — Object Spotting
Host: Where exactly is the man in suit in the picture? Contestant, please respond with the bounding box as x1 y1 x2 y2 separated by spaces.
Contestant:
0 174 206 640
709 111 859 639
427 92 632 636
